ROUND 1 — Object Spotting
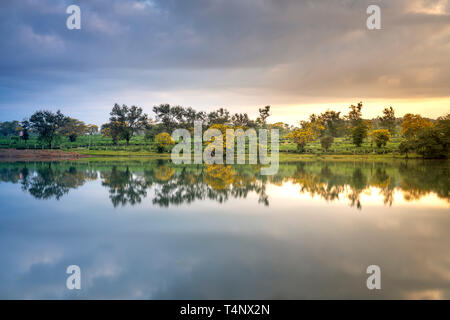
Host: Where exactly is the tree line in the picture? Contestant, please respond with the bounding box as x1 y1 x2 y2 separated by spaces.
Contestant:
286 102 449 158
1 102 448 158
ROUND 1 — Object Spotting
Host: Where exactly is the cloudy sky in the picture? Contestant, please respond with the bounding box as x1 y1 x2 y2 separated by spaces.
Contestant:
0 0 449 125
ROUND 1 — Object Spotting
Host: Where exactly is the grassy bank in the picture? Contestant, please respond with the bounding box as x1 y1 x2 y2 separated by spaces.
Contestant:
1 135 402 154
0 148 436 163
78 149 422 163
0 134 435 162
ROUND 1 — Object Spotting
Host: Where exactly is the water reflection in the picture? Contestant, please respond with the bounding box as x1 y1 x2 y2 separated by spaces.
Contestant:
101 166 151 207
0 160 449 299
0 160 447 209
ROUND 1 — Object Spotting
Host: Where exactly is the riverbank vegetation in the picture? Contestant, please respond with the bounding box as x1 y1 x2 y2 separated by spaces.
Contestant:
1 103 448 159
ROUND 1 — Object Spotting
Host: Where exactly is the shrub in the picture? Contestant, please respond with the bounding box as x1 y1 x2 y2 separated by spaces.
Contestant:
155 132 175 153
320 136 334 152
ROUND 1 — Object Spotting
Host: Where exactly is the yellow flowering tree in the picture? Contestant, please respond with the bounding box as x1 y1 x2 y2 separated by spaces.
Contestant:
401 114 433 139
155 132 175 152
287 121 324 152
204 123 235 158
369 129 391 148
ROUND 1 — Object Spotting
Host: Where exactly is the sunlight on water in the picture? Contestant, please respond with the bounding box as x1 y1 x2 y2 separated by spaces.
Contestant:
267 182 449 209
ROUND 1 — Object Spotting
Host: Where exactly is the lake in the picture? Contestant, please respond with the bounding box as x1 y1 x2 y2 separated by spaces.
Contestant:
0 159 448 299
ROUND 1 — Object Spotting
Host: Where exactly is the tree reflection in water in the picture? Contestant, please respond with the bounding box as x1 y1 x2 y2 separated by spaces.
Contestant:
0 163 96 200
101 166 151 207
0 160 447 209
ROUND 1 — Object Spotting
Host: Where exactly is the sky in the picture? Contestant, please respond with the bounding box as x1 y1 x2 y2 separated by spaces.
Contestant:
0 0 449 125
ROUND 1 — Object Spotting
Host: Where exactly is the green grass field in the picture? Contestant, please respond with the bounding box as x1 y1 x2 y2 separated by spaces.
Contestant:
0 134 403 156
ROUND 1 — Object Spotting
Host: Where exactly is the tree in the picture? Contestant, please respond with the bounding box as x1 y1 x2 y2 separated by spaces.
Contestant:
256 106 271 127
183 107 206 127
269 122 290 136
152 104 207 131
155 132 175 153
106 104 148 145
315 110 345 137
287 121 324 152
398 113 449 159
378 107 396 134
144 126 158 143
204 123 235 157
345 102 363 126
207 108 231 125
29 110 67 148
320 136 334 152
351 123 369 147
435 113 450 152
369 129 391 148
401 113 433 139
231 113 256 128
153 104 177 132
60 117 87 142
345 102 369 147
101 121 125 145
86 124 98 149
414 127 447 158
143 119 158 143
398 140 414 158
0 121 20 137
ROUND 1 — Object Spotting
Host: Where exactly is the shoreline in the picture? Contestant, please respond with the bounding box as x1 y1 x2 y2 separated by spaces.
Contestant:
77 149 428 162
0 149 90 162
0 148 445 162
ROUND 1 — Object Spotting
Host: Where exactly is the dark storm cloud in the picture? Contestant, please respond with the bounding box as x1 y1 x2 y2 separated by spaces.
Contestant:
0 0 449 121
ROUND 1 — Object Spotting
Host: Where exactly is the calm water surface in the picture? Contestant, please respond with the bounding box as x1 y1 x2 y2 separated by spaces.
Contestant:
0 159 448 299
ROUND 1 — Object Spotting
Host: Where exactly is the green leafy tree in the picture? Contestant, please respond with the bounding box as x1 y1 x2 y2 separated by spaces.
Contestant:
345 102 369 147
320 136 334 152
144 119 158 143
231 113 256 128
345 102 363 126
256 106 271 127
60 117 87 142
207 108 231 126
378 106 396 134
398 113 449 159
106 104 149 145
314 110 345 137
101 121 125 145
0 121 20 137
29 110 67 148
414 127 448 158
435 113 450 151
351 122 369 147
398 140 414 157
152 104 206 131
152 104 177 132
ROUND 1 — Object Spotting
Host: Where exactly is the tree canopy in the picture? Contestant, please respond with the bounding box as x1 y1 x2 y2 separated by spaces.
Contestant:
29 110 68 147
